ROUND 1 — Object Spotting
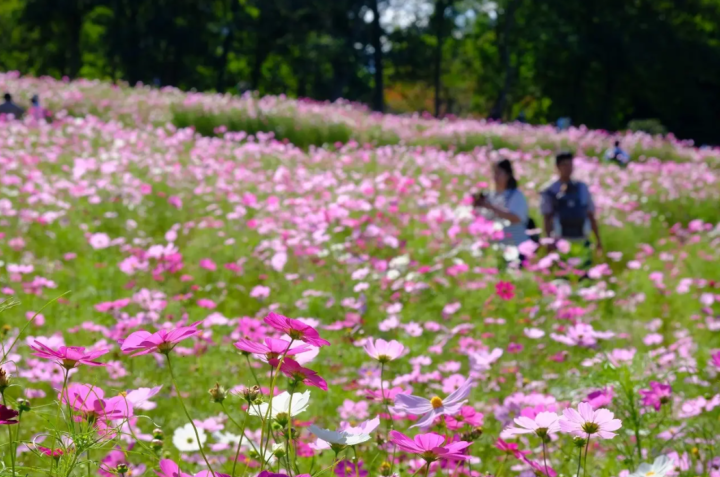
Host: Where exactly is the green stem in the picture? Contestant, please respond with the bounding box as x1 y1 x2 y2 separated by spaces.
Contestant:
259 340 294 470
245 355 262 388
583 436 591 477
227 412 247 477
60 369 75 435
498 453 509 477
575 446 583 477
286 392 294 477
65 451 80 477
165 354 217 477
542 439 549 477
1 391 15 476
379 362 396 474
423 461 431 477
352 446 360 477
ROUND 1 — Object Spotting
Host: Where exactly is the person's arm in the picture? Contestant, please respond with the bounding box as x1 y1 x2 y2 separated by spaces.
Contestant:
585 185 602 251
484 203 522 224
543 214 554 238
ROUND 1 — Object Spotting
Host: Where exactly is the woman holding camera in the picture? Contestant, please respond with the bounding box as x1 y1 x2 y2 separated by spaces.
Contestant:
473 159 530 250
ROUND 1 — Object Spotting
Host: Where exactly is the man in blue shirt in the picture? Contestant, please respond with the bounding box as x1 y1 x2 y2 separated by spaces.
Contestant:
540 152 603 257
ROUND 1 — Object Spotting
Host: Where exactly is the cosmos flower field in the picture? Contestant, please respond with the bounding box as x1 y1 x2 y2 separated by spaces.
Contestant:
0 72 720 477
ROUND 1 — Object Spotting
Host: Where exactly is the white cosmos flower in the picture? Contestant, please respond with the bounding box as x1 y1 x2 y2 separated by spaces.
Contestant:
629 455 674 477
308 425 371 446
172 423 207 452
248 391 310 418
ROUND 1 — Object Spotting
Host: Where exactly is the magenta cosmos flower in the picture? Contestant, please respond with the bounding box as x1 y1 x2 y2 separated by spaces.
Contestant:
639 382 672 411
363 338 405 363
559 402 621 439
234 337 311 364
279 358 328 391
263 313 330 347
120 322 201 356
394 378 473 428
155 459 230 477
30 341 108 370
60 383 133 422
495 281 516 300
389 431 470 462
256 472 311 477
0 405 19 425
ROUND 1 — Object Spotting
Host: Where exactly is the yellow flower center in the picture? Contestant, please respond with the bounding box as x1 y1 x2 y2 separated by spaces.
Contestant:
645 473 655 477
430 396 443 409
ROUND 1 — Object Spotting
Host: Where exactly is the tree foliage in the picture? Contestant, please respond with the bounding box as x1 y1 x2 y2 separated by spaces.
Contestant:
1 0 719 143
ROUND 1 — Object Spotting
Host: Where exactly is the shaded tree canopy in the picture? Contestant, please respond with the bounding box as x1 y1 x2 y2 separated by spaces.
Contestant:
1 0 719 144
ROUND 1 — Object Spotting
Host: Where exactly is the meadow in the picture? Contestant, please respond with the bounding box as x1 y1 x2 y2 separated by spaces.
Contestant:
0 72 720 477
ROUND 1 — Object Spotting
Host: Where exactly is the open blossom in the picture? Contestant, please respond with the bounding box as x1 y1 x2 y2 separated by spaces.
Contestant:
309 424 372 446
445 406 483 430
501 411 561 439
29 341 108 369
0 405 19 425
279 358 328 390
60 384 133 422
394 378 473 428
559 402 622 439
264 313 330 347
120 322 201 356
155 458 229 477
639 382 672 411
389 431 471 462
234 338 311 364
495 281 516 300
248 391 311 418
363 338 405 362
628 455 674 477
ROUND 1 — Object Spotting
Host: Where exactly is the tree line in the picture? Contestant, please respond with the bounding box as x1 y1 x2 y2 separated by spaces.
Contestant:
1 0 719 144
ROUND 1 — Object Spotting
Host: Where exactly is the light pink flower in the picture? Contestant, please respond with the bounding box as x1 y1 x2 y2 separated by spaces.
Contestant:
234 338 311 364
120 322 201 356
29 341 108 370
394 378 473 428
363 338 405 363
501 411 560 439
559 402 621 439
155 458 229 477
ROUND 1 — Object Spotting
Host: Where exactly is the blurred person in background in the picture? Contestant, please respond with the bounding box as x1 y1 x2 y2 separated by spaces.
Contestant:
29 94 46 121
604 140 630 167
473 158 532 265
0 93 25 118
541 152 602 268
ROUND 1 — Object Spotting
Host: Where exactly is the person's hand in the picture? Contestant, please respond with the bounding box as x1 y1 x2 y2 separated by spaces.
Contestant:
472 193 487 208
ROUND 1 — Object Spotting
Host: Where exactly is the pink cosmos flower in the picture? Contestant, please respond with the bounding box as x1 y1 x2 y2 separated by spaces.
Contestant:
586 388 614 409
364 338 405 363
495 438 525 459
155 459 230 477
394 378 473 428
234 338 311 364
0 405 19 425
120 322 201 356
639 382 672 411
264 313 330 347
256 472 310 477
198 259 217 271
334 460 367 477
501 411 560 439
523 457 557 477
100 447 146 477
279 358 328 390
445 406 483 430
495 281 515 300
710 350 720 370
559 402 622 439
60 383 133 426
389 431 471 462
29 341 108 369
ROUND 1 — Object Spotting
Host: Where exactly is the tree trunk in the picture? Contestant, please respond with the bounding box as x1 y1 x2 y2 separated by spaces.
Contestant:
67 9 83 78
433 0 448 117
489 0 521 121
370 0 384 112
216 0 239 92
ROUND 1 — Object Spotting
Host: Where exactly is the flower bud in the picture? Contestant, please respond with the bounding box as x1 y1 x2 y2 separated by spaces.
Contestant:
17 398 30 413
470 427 483 440
380 462 393 477
152 428 164 440
0 367 9 391
117 463 129 475
151 439 164 451
272 447 286 458
242 385 261 403
208 383 228 403
1 324 10 337
275 412 289 427
573 437 587 448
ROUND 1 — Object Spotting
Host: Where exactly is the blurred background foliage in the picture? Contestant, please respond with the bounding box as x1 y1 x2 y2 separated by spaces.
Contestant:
1 0 719 144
